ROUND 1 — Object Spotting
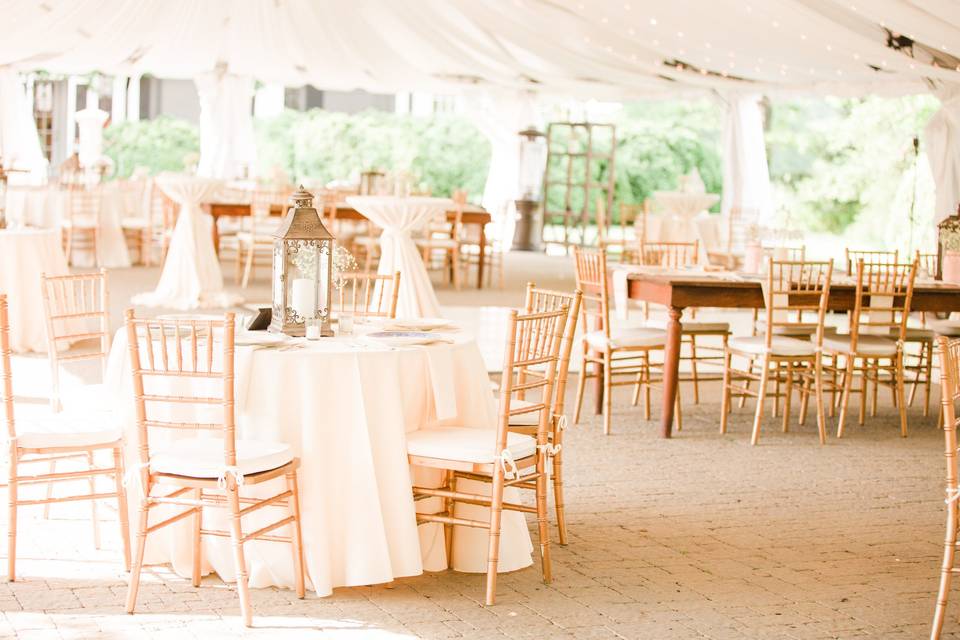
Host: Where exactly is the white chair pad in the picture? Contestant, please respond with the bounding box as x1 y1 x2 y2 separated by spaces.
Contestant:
755 320 820 336
928 319 960 337
585 327 667 351
352 236 380 246
728 335 816 357
903 326 934 340
236 231 274 244
18 412 121 450
823 334 898 357
150 437 294 479
415 238 458 249
406 427 536 464
647 318 730 333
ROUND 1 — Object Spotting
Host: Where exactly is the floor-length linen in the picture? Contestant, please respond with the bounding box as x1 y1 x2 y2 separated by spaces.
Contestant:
104 329 533 596
346 196 450 319
4 184 131 268
132 175 240 309
646 191 720 264
0 229 70 352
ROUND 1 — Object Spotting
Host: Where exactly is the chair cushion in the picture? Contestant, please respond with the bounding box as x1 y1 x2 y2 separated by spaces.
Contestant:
822 334 898 357
928 319 960 337
902 326 934 341
728 335 816 357
646 318 730 333
17 411 121 449
585 327 667 351
415 238 458 249
406 427 536 464
149 437 294 479
755 320 820 336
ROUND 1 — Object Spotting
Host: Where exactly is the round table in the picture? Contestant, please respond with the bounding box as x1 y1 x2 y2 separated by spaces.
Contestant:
132 175 240 310
0 229 70 352
346 196 452 319
104 324 533 596
4 184 131 268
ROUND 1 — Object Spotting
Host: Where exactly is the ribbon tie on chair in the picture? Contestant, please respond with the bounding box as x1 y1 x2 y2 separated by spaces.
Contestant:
122 461 151 496
946 487 960 505
555 414 568 431
217 465 245 490
498 450 519 480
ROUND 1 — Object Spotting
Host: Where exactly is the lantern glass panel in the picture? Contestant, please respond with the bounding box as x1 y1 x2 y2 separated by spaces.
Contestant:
519 132 546 200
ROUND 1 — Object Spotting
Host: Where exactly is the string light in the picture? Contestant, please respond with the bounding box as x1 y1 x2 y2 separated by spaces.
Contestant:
649 17 657 25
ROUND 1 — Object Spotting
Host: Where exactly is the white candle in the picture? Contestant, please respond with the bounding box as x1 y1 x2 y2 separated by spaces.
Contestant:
306 324 321 340
291 278 315 319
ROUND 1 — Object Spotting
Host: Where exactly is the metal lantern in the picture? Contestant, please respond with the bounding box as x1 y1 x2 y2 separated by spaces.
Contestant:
269 186 335 337
937 204 960 280
517 126 546 201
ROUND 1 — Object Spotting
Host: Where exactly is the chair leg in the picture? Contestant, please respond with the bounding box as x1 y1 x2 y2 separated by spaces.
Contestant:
192 489 203 587
286 468 306 599
602 350 613 436
7 468 17 582
814 354 826 445
451 249 461 290
553 430 568 546
719 349 732 434
858 359 867 426
837 356 856 438
88 452 101 550
113 448 131 572
798 373 810 427
573 355 588 425
443 471 455 566
738 358 754 409
923 341 933 418
226 483 253 627
782 363 794 433
689 334 700 405
643 356 651 421
535 457 551 583
870 359 879 417
125 496 150 613
896 353 908 438
932 503 958 640
750 356 771 446
241 245 255 289
484 470 506 606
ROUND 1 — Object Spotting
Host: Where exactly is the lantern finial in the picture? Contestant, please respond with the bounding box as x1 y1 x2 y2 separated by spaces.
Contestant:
291 185 314 208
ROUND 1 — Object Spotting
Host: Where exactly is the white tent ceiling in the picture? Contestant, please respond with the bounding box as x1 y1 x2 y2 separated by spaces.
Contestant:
0 0 958 98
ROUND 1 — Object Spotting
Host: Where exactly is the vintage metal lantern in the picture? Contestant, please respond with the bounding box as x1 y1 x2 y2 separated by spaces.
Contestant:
269 186 334 337
517 126 547 201
937 204 960 280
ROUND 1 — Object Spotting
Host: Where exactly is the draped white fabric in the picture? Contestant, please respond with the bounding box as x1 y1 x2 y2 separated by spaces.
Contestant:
925 83 960 222
75 105 109 168
346 196 448 319
132 175 241 309
720 93 773 249
195 72 257 180
0 229 69 352
0 67 46 183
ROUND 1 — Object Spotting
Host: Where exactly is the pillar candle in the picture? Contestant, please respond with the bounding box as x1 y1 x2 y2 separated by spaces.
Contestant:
291 278 315 319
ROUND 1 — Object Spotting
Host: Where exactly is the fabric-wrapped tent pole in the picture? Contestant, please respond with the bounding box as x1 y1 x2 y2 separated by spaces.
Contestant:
925 83 960 223
195 70 257 180
0 67 46 184
467 91 541 252
719 92 772 253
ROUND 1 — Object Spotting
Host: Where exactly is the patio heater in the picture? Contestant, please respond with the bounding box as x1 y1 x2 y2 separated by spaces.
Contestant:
514 126 546 251
269 186 335 337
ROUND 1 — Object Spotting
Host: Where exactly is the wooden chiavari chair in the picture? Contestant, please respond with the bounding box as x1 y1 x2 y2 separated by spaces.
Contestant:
417 191 463 289
845 248 898 274
334 271 401 319
572 248 677 435
823 259 918 438
123 311 305 627
899 250 938 417
41 269 111 413
0 294 130 581
932 335 960 639
119 178 150 265
61 184 100 266
601 202 648 261
237 187 288 287
407 307 566 605
138 180 177 267
721 258 833 445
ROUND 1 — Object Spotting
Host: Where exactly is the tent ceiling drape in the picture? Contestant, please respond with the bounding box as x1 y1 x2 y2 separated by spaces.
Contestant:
1 0 958 98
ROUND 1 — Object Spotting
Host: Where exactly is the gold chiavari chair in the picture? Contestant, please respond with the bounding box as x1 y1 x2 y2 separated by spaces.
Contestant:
845 248 898 274
721 259 833 445
417 191 464 289
497 283 582 544
138 180 177 267
119 178 150 265
900 250 937 417
0 294 131 581
237 187 288 287
823 259 918 438
61 185 100 266
932 335 960 639
123 311 305 627
407 307 566 605
41 269 111 413
572 248 677 435
334 271 401 319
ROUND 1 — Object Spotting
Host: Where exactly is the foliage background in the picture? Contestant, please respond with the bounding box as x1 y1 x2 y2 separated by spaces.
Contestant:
102 94 940 251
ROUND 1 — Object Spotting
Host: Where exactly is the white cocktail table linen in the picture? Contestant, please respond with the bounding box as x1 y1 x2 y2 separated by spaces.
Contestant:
104 327 533 596
132 175 240 310
646 191 720 264
4 184 131 268
0 229 70 352
346 196 450 319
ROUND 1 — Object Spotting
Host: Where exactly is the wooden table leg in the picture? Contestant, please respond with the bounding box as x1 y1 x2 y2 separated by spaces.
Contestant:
660 306 684 438
477 223 486 289
211 212 221 258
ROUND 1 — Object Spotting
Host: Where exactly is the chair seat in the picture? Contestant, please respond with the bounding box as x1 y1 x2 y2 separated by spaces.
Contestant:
352 235 381 246
150 437 294 479
236 231 274 245
62 217 98 229
647 318 730 334
585 327 667 351
822 333 898 357
728 335 816 357
416 238 458 250
928 319 960 337
18 411 121 450
406 427 536 464
755 320 819 336
902 326 935 341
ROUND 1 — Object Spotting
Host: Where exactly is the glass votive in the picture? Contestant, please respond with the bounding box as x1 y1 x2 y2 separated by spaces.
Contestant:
338 312 354 336
305 318 322 340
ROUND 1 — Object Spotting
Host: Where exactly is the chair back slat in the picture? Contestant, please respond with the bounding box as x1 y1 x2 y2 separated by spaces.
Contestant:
573 247 610 339
848 259 918 347
845 248 897 274
0 295 16 443
938 336 960 506
916 250 938 278
639 241 699 268
523 284 582 419
763 259 833 347
335 271 401 319
124 311 237 471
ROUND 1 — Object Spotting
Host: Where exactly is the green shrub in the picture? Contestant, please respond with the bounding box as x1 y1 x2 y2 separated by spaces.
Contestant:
103 116 200 178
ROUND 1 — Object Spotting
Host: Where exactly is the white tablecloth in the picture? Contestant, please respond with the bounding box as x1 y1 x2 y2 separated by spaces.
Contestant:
4 184 131 268
346 196 450 319
646 192 720 264
132 175 240 310
104 326 533 596
0 229 69 352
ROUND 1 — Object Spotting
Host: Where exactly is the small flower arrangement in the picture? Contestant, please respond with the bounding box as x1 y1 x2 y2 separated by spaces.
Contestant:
942 226 960 253
332 245 358 290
